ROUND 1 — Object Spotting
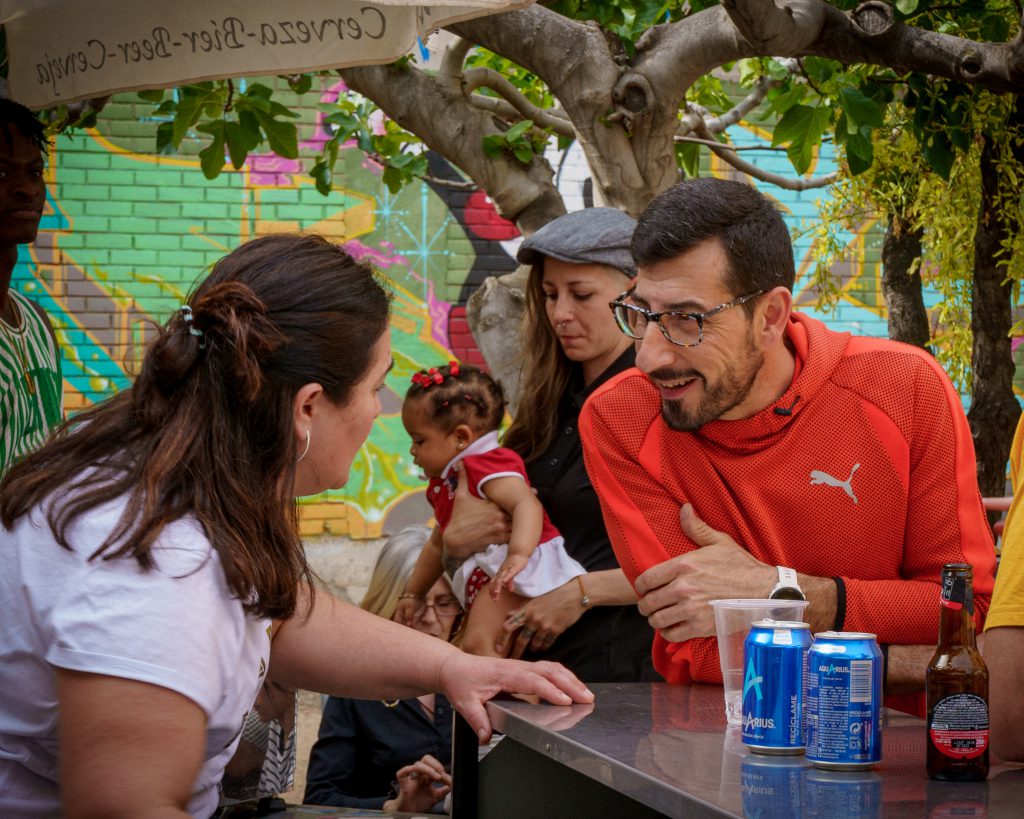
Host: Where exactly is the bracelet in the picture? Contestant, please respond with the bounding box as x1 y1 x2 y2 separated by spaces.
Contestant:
575 576 591 609
398 593 423 600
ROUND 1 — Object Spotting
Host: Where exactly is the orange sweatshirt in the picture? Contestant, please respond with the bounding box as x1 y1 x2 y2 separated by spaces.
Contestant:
580 313 995 713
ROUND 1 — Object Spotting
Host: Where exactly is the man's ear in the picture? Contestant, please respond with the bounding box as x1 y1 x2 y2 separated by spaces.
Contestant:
760 287 793 347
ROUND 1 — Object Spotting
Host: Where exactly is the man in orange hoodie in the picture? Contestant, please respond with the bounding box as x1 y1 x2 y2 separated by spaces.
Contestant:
580 178 995 715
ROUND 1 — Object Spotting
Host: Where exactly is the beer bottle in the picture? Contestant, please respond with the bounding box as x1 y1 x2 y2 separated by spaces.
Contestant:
926 563 989 781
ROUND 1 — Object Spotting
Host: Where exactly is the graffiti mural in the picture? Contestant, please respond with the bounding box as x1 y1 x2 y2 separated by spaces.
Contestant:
11 79 1021 538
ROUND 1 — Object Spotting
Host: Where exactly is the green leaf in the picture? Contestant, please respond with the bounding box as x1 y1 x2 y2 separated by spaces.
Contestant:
198 123 226 179
895 0 918 14
254 111 298 159
772 104 831 175
980 14 1010 43
922 131 955 180
286 74 313 94
247 83 273 99
513 146 533 164
155 121 175 154
845 129 874 176
311 161 332 196
839 87 885 129
381 165 404 195
675 140 701 179
482 134 505 159
171 94 205 147
801 57 837 85
504 119 534 142
137 89 166 103
224 119 260 169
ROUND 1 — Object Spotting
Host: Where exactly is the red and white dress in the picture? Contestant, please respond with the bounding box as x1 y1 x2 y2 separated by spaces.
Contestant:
427 431 586 608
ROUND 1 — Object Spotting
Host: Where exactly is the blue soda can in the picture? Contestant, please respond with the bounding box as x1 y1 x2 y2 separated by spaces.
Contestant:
805 631 883 770
741 620 812 755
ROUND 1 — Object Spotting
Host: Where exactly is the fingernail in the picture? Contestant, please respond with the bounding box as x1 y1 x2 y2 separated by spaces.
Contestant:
477 729 488 741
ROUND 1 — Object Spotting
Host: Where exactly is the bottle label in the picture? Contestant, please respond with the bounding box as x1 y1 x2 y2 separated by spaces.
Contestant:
928 694 989 759
940 573 974 615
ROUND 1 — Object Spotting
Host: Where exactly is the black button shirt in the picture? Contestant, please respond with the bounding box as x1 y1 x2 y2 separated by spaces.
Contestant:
523 347 659 682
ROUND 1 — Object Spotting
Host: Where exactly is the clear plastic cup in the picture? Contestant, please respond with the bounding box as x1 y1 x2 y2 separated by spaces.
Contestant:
710 598 811 725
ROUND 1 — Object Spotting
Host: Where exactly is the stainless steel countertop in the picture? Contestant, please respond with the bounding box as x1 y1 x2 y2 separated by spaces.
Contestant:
484 683 1024 818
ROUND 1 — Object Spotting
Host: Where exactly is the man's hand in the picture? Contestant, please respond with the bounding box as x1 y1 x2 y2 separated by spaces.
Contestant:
635 504 775 643
496 580 585 657
441 462 513 559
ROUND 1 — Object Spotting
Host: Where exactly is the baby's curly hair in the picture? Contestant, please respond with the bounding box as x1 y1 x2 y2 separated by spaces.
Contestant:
405 361 505 435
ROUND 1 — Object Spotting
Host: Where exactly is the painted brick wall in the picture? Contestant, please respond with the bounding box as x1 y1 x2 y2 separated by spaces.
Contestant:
12 76 1022 540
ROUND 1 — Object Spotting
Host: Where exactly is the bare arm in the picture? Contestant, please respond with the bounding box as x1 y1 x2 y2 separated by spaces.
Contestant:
396 528 446 625
482 476 544 562
57 670 205 819
884 644 933 695
270 585 593 741
984 627 1024 761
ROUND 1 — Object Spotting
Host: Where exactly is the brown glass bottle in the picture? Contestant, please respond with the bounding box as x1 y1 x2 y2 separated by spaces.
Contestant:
926 563 989 781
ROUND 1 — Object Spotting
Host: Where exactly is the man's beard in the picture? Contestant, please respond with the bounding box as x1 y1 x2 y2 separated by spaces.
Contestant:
658 331 765 432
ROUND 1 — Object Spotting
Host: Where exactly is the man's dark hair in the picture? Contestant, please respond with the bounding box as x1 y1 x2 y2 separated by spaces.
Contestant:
0 98 48 153
631 178 795 308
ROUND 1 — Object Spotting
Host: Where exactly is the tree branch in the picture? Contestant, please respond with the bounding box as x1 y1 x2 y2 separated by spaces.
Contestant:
674 135 789 152
340 62 564 233
689 117 838 190
462 69 576 137
703 74 784 135
451 6 666 215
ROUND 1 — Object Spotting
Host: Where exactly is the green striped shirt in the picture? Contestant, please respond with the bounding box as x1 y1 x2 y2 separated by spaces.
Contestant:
1 290 63 476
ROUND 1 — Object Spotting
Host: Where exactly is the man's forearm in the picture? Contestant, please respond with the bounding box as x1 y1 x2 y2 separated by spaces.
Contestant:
799 573 838 634
884 644 933 694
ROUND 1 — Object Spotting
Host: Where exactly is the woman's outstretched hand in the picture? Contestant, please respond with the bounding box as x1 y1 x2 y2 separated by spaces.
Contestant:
437 652 594 743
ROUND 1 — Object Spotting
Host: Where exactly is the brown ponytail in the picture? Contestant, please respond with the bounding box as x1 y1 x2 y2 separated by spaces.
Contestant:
0 234 391 620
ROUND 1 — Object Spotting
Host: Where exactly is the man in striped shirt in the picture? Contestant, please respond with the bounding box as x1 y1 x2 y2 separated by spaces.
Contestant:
0 98 62 477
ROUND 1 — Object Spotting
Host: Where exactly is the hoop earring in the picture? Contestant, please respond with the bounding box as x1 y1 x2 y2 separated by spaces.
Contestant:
297 430 311 463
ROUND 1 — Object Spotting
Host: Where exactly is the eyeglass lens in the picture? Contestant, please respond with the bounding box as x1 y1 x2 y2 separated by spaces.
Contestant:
616 305 701 345
415 597 461 618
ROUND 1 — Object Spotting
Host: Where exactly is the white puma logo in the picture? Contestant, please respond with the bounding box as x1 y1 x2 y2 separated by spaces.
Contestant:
810 463 860 504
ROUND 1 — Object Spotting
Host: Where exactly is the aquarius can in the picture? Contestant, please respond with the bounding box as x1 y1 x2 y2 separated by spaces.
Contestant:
741 620 812 754
805 631 883 770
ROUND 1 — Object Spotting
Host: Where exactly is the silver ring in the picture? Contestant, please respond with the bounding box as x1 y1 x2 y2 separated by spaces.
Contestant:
522 628 536 640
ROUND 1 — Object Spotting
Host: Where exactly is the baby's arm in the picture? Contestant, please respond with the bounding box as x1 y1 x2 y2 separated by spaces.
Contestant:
480 476 544 597
395 527 446 626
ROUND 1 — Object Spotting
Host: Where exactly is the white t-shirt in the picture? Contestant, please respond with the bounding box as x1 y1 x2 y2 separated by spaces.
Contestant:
0 490 270 819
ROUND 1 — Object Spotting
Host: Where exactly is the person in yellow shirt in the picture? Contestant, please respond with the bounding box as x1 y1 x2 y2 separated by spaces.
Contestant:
983 411 1024 762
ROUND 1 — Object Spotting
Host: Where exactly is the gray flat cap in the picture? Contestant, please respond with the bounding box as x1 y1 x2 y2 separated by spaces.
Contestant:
517 207 636 276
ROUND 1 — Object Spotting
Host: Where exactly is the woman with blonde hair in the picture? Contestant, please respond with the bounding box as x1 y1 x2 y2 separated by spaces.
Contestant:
305 525 460 812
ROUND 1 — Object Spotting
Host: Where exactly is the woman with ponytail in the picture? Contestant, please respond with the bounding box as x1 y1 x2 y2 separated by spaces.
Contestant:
0 234 591 819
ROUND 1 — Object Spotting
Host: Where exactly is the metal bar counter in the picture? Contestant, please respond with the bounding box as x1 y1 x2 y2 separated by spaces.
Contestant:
453 683 1024 818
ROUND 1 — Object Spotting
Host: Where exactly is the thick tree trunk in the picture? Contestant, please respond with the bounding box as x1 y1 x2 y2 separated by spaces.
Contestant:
881 215 930 350
967 111 1022 499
